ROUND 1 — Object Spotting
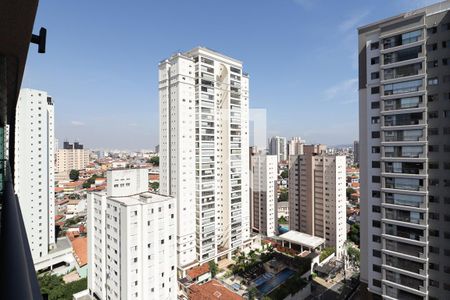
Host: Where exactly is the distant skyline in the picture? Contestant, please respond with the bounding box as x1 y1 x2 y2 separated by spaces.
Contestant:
23 0 442 149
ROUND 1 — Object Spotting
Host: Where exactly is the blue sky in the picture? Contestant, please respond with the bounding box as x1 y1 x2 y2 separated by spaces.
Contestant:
23 0 441 150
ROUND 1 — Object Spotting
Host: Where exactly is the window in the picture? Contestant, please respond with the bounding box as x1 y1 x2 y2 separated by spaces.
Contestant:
373 264 381 272
372 235 381 243
372 205 381 213
372 161 380 168
371 116 380 124
444 58 448 65
384 79 422 95
371 86 380 94
372 279 381 288
371 101 380 109
372 190 381 198
373 220 381 227
429 280 439 288
428 128 439 135
373 249 381 257
429 111 439 119
427 43 437 51
370 42 379 50
371 57 380 65
428 77 438 85
372 146 380 153
371 72 380 80
427 27 437 34
443 40 450 48
428 94 438 102
429 145 439 152
427 60 438 68
372 131 380 138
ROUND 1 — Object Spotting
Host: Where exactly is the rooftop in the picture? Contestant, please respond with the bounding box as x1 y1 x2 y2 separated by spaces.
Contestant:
189 280 243 300
187 263 210 279
108 191 173 206
71 237 87 267
278 230 325 249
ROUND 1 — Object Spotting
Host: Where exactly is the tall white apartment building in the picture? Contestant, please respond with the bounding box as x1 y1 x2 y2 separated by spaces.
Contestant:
55 141 90 180
250 152 278 237
88 168 176 300
288 137 305 157
359 2 450 298
288 148 347 257
269 136 287 161
159 47 250 271
14 88 55 262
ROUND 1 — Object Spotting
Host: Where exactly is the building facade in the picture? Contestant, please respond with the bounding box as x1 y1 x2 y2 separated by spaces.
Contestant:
88 168 176 300
159 47 250 272
55 141 90 181
14 88 55 262
359 2 450 298
269 136 287 162
353 140 360 165
288 148 347 257
288 136 305 157
251 153 278 237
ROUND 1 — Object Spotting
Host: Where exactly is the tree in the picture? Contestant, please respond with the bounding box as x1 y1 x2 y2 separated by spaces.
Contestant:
280 170 288 179
278 189 288 202
348 223 360 245
83 174 99 189
69 169 79 181
346 187 356 199
38 273 87 300
208 260 218 278
150 182 159 191
278 215 288 224
347 246 360 268
148 156 159 166
319 247 335 262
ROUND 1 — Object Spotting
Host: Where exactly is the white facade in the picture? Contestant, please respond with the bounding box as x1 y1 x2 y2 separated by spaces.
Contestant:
251 153 278 237
159 47 250 270
88 168 176 300
289 153 347 257
287 137 305 157
269 136 287 162
14 88 55 262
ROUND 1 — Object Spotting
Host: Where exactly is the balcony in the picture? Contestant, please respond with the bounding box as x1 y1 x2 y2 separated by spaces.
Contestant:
384 208 425 225
384 224 425 242
0 162 43 299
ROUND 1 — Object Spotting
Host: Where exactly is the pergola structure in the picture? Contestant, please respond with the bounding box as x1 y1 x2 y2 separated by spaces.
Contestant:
278 230 325 253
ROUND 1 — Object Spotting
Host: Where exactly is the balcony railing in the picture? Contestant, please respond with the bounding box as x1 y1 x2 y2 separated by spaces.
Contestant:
0 162 43 299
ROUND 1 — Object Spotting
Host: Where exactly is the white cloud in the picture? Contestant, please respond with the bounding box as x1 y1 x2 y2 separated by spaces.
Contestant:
323 78 358 104
339 10 370 32
71 121 85 126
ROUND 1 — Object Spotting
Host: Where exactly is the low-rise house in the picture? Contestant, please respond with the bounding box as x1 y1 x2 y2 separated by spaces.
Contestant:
71 237 87 278
186 263 211 284
189 280 243 300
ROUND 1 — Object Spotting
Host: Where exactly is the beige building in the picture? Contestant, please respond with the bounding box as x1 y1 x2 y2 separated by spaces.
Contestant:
55 141 90 180
250 152 278 237
288 146 347 257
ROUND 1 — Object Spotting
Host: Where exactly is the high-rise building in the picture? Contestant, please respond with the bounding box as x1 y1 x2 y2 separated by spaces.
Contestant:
358 2 450 298
55 140 90 180
250 152 278 237
287 137 305 157
14 88 55 262
353 140 360 165
88 168 176 300
288 146 347 257
159 47 250 272
269 136 287 161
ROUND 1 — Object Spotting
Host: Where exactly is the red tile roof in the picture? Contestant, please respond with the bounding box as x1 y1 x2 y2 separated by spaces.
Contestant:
71 237 87 267
187 263 210 279
189 280 243 300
